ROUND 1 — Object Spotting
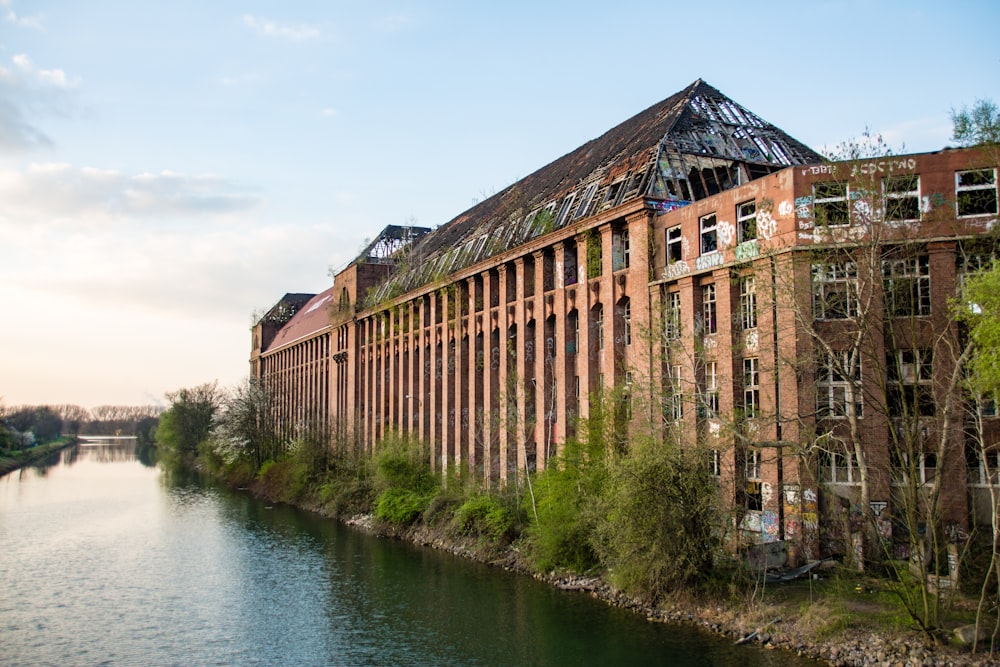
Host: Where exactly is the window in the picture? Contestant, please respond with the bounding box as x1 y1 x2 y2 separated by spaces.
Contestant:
814 181 849 226
702 283 717 335
668 365 683 421
888 349 935 417
595 305 604 350
820 450 861 484
968 449 1000 486
883 254 930 317
709 449 722 477
573 183 598 220
555 193 576 227
956 168 998 217
816 351 863 418
665 290 681 340
884 174 920 221
700 213 718 254
737 199 757 242
701 360 719 418
666 225 683 263
812 261 858 320
743 357 760 418
620 299 632 346
893 451 937 485
740 276 757 330
612 229 630 271
744 448 761 480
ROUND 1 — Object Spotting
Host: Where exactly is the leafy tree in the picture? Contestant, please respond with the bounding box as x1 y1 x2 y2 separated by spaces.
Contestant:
156 382 222 459
5 406 63 444
951 99 1000 148
212 377 281 468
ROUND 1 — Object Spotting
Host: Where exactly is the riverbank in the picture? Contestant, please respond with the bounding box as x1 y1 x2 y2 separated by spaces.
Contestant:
344 514 996 667
0 437 76 477
213 459 998 667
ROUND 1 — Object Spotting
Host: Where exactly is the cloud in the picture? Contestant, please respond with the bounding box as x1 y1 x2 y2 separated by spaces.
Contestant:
0 53 79 149
6 8 44 29
321 107 337 117
12 54 77 88
242 14 320 42
0 163 263 226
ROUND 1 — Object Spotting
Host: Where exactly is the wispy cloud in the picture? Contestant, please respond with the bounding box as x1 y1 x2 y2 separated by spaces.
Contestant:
0 53 78 149
0 163 263 226
6 9 44 29
242 14 320 42
320 107 337 117
12 53 78 88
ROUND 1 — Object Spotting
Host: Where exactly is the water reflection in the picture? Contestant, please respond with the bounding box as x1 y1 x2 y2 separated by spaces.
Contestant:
0 441 822 667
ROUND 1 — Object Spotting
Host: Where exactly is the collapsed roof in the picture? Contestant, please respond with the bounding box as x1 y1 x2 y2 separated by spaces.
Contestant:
368 79 823 305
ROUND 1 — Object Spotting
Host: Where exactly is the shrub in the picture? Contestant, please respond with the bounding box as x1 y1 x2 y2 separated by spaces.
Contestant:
375 488 433 525
454 493 519 541
592 437 722 602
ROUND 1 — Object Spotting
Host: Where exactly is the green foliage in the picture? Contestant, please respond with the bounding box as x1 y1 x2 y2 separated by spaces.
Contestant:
371 434 438 526
156 382 222 460
951 98 1000 147
375 487 434 525
5 406 63 444
212 378 283 468
592 438 722 602
524 430 609 572
453 492 520 541
958 260 1000 396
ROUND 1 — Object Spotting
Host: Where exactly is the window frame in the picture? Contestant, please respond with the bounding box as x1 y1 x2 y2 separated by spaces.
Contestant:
702 283 717 335
816 351 863 419
701 360 719 419
666 225 683 264
743 357 760 418
737 199 757 243
812 261 859 320
740 275 758 330
884 174 920 222
956 168 999 218
882 254 931 318
813 180 850 227
700 213 718 254
664 290 681 340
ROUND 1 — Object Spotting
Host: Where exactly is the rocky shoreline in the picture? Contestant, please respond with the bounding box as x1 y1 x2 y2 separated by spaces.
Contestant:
342 513 998 667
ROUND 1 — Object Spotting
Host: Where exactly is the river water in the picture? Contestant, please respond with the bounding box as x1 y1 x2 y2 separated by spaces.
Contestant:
0 442 820 666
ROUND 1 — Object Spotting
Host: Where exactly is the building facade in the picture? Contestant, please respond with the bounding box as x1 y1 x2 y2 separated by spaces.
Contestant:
252 80 1000 562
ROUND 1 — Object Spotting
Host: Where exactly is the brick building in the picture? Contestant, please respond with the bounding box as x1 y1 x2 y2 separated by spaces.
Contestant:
251 79 999 562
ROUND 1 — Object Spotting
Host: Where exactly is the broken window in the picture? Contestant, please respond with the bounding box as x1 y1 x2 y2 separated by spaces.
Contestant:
743 357 760 418
816 351 863 419
666 225 683 264
574 183 598 220
882 254 930 317
709 449 722 477
887 348 935 417
701 283 717 335
700 360 719 419
820 450 860 484
664 290 681 340
700 213 718 254
812 261 858 320
737 199 757 243
667 365 683 421
556 193 576 228
956 168 998 217
612 228 630 271
744 447 761 480
814 181 850 226
740 276 757 330
884 174 920 221
619 298 632 346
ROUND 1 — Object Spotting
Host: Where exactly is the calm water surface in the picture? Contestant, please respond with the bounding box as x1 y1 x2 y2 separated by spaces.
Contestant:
0 442 821 666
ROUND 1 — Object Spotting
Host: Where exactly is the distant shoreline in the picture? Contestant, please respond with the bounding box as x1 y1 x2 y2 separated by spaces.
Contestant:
0 437 77 477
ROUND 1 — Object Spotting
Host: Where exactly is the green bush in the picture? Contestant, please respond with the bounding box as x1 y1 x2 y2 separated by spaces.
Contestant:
454 493 519 541
375 488 433 525
592 437 722 602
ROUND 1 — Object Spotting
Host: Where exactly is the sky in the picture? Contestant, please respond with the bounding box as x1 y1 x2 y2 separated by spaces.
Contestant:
1 1 998 409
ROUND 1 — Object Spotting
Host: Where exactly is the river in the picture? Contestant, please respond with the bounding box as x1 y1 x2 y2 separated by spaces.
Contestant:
0 441 821 666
